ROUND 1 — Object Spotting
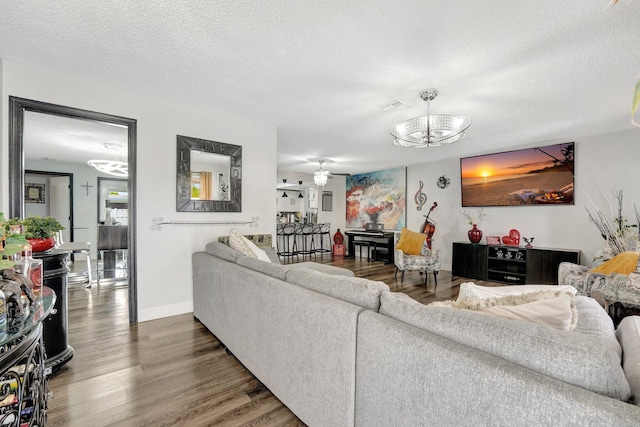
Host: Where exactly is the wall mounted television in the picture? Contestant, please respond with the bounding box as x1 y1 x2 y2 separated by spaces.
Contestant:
460 142 574 207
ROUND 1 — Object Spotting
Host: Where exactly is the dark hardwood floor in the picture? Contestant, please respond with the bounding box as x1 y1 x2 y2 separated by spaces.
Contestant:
47 254 497 426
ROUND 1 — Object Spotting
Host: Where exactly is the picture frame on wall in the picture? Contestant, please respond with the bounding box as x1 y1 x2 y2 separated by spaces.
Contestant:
322 191 333 211
25 183 45 204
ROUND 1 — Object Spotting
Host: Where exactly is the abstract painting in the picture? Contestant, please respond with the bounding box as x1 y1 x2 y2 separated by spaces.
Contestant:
346 167 406 230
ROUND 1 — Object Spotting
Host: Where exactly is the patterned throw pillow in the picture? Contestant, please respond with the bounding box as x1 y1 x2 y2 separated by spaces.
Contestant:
228 228 271 262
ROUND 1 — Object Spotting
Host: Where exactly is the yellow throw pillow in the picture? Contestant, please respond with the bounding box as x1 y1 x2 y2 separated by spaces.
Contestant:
591 251 640 275
395 228 426 255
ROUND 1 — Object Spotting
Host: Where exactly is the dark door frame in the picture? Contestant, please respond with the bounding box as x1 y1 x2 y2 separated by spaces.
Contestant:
9 96 138 323
25 170 74 241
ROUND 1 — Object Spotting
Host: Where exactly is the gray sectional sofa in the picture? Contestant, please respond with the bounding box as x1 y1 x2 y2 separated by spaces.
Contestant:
192 240 640 426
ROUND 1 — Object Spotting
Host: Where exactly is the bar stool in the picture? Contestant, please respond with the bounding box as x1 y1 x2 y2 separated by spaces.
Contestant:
316 223 332 256
279 223 297 263
276 223 285 257
296 223 315 260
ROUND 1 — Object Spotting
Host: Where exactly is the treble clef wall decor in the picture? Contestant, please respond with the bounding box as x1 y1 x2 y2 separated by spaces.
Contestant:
414 180 427 210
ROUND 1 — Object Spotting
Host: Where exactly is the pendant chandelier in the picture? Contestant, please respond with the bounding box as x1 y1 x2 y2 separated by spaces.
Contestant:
88 143 128 177
298 181 304 198
389 89 471 147
314 160 328 187
281 178 288 197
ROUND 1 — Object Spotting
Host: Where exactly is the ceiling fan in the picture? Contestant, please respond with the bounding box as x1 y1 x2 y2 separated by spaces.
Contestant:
312 159 350 186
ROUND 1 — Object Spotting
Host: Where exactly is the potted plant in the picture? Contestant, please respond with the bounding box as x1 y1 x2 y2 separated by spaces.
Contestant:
0 212 29 270
20 216 65 252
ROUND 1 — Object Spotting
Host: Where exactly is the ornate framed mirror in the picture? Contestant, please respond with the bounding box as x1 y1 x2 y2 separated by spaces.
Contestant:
176 135 242 212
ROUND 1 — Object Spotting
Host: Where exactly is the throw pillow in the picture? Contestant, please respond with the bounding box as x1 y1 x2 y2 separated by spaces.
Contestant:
590 251 640 275
457 282 577 303
241 235 272 262
228 228 253 256
395 228 425 255
432 290 578 331
228 228 272 262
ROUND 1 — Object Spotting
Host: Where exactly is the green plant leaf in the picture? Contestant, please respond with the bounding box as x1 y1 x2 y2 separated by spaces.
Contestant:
0 259 16 270
632 80 640 128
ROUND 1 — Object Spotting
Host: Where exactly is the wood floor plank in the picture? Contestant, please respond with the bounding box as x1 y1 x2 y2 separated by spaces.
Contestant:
48 254 498 426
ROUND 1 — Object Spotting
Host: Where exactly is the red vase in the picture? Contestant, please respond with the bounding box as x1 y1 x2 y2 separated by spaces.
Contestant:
28 237 56 252
468 224 482 244
333 228 344 245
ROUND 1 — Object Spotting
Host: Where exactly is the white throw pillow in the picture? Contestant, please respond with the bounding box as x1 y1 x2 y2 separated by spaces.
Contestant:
228 228 272 262
475 293 576 331
457 282 577 303
228 228 254 256
434 289 578 331
241 235 272 262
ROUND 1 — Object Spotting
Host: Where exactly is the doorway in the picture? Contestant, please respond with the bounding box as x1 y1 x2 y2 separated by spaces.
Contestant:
9 96 138 323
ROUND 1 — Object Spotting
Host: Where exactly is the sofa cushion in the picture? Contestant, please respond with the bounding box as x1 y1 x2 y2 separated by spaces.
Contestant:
205 241 241 263
236 255 289 281
287 262 354 277
286 268 388 312
264 247 281 264
380 291 630 400
616 316 640 405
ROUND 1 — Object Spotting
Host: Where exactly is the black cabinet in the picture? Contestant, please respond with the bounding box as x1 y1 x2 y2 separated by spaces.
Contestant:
452 242 487 280
33 249 74 369
452 242 580 285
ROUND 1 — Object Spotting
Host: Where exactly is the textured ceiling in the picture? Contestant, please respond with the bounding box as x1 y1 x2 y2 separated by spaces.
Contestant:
1 1 639 177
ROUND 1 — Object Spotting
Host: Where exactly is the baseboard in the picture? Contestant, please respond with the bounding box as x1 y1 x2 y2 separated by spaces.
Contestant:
138 300 194 322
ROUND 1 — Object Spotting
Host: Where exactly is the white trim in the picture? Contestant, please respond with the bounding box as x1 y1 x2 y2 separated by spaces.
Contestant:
138 301 193 322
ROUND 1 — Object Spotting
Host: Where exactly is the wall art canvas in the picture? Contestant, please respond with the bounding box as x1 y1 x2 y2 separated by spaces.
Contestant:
346 167 406 229
460 142 574 207
25 183 46 204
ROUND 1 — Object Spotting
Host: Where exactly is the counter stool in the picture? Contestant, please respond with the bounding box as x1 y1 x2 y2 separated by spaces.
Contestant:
315 223 332 256
278 223 297 263
296 223 315 261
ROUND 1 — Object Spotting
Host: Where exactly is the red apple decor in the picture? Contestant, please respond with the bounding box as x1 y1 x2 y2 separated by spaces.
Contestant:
501 229 521 246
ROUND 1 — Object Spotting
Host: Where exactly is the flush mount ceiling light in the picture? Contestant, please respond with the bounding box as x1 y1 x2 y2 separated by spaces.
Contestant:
314 160 329 187
88 143 128 177
389 89 471 147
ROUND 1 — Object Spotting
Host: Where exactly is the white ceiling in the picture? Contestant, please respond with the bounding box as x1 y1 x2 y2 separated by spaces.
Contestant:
2 1 639 176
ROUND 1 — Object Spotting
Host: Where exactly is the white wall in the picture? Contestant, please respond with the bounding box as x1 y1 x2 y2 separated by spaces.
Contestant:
1 61 277 322
405 129 640 270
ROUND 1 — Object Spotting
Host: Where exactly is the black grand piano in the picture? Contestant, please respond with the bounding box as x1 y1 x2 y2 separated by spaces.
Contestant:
344 223 396 264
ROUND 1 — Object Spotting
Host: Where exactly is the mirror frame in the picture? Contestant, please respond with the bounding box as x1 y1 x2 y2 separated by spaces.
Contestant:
9 96 139 323
97 177 128 224
176 135 242 212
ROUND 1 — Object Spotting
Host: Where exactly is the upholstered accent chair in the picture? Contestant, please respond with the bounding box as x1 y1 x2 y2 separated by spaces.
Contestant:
558 255 640 324
393 231 441 286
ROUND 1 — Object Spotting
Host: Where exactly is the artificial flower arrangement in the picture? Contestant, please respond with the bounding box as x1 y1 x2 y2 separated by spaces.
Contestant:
460 208 487 226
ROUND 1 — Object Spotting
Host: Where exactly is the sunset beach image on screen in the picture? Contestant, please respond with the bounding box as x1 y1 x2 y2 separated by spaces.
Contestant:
460 142 574 207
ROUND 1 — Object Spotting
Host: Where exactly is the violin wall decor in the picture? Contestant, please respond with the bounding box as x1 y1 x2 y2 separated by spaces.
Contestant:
419 202 438 249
